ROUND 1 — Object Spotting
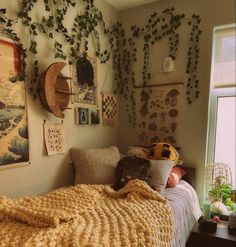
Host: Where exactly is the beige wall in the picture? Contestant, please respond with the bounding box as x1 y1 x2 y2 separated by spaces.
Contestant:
119 0 235 203
0 0 120 198
0 0 234 203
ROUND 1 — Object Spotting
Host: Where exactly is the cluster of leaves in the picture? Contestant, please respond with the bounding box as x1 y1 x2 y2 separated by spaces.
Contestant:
108 8 191 125
209 177 234 210
1 2 202 125
109 22 136 125
186 15 202 104
16 0 111 97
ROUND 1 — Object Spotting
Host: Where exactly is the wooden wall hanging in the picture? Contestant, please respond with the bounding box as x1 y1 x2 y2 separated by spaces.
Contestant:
38 62 73 118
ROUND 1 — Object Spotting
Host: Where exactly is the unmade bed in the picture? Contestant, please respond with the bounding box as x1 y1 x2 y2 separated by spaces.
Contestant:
0 179 201 247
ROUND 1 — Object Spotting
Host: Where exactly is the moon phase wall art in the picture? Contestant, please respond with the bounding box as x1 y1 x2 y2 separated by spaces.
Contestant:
135 83 183 148
0 37 29 168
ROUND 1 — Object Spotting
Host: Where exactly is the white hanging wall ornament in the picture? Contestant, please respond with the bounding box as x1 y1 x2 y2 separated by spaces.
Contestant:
102 91 118 127
163 57 174 72
43 121 65 156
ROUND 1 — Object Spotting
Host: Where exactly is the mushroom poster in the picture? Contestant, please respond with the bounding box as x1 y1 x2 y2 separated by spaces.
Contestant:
135 83 183 148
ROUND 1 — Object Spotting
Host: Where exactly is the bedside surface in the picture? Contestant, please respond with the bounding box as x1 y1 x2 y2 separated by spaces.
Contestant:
187 221 236 247
192 220 236 241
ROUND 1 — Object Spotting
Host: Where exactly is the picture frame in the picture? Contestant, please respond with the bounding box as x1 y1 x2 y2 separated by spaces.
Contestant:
90 109 100 125
71 53 97 105
75 107 89 125
135 83 183 148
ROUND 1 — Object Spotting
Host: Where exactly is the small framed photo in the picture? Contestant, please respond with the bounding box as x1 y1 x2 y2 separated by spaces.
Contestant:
75 107 89 124
90 109 100 125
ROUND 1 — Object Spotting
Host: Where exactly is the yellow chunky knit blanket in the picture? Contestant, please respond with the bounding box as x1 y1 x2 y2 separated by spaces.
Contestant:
0 180 173 247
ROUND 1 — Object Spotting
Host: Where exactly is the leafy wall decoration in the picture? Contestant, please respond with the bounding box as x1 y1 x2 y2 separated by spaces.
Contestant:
0 1 202 125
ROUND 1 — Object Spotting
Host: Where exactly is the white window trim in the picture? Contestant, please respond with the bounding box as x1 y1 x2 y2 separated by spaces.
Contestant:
205 23 236 200
206 23 236 164
206 88 236 164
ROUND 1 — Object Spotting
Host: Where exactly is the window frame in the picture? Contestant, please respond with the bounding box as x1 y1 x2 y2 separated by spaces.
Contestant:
206 88 236 164
206 23 236 178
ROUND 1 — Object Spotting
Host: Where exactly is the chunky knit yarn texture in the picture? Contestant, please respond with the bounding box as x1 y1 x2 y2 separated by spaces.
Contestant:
0 180 173 247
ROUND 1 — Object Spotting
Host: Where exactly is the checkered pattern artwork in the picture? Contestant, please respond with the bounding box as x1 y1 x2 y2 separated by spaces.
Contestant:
102 92 117 127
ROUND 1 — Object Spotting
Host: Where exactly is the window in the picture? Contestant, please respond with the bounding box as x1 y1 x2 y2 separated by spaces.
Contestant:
206 24 236 191
212 27 236 87
214 96 235 187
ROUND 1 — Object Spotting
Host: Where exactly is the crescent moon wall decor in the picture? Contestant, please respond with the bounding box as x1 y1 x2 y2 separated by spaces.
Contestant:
38 62 74 118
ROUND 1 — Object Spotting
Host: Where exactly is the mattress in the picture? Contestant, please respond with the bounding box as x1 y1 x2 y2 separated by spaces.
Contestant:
163 180 202 247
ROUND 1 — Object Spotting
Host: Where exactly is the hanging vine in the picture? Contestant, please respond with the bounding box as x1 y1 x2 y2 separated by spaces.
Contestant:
0 1 202 125
186 14 202 104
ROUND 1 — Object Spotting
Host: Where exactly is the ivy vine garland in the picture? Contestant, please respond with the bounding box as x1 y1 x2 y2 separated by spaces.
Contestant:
0 1 202 125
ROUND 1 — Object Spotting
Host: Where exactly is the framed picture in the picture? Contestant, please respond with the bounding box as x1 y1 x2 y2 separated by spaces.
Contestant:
0 37 29 168
135 83 183 148
90 109 100 125
75 107 89 125
71 54 97 105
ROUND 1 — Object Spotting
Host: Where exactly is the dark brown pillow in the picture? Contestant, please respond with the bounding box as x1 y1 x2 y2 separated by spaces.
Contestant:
113 156 151 190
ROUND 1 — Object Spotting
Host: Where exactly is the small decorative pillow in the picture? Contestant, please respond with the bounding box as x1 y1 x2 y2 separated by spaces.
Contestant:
148 159 174 193
70 146 120 185
149 142 179 166
113 156 151 190
127 146 150 159
166 166 186 188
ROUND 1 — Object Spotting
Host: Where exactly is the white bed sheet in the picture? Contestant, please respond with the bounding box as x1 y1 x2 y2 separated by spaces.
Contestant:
163 180 202 247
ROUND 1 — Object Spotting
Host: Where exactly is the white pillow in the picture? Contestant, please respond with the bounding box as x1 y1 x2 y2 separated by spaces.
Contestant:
70 146 120 185
149 160 174 193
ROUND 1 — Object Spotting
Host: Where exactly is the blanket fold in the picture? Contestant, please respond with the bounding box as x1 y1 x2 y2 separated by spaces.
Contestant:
0 201 76 228
105 179 168 202
0 180 173 247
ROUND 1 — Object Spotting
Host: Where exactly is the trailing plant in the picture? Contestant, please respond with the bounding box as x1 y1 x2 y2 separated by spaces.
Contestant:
109 22 136 125
209 176 234 210
0 2 202 125
186 14 202 104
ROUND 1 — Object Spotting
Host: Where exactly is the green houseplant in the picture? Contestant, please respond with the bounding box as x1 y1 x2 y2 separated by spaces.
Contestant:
208 176 234 217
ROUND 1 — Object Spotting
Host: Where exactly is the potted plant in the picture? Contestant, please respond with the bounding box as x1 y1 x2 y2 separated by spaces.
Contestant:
208 176 234 218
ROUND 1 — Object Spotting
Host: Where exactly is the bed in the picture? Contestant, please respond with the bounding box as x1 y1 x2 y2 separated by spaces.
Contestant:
0 147 201 247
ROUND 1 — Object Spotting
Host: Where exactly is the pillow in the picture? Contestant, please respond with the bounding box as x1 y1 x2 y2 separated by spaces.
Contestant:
148 160 174 193
113 156 151 190
70 146 120 185
166 166 186 188
127 146 150 159
149 142 179 166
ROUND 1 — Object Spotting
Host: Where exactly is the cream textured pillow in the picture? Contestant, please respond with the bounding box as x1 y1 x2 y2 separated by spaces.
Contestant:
149 160 174 193
70 146 120 185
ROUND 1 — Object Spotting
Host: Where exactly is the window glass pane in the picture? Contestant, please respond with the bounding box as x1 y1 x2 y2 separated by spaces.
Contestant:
213 28 236 85
214 96 236 187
